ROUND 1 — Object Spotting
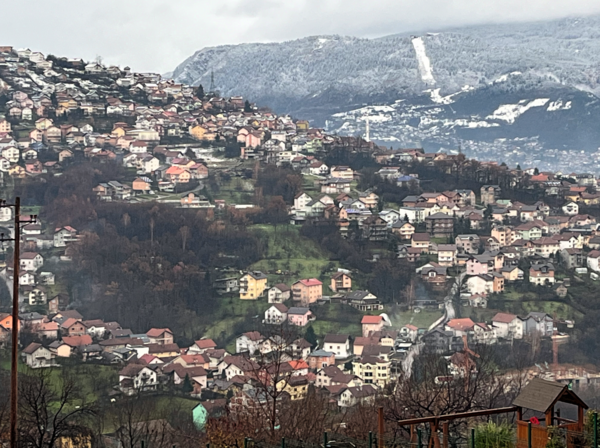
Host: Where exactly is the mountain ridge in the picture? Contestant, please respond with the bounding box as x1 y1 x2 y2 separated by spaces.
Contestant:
172 15 600 170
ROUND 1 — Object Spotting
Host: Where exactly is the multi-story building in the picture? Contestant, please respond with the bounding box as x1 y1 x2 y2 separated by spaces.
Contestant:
425 213 454 238
239 271 268 300
292 278 323 304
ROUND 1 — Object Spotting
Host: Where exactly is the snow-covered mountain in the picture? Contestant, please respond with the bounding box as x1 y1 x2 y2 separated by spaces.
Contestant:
173 16 600 170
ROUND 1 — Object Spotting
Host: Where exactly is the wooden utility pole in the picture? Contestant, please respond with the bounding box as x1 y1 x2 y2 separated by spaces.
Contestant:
378 406 384 448
10 196 20 448
1 197 36 448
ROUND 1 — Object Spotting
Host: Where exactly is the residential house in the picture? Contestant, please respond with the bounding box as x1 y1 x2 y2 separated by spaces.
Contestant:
492 313 524 340
119 364 159 395
391 221 415 240
425 213 454 237
308 350 336 369
330 166 354 180
524 312 554 337
213 277 239 295
188 339 218 354
338 385 377 407
411 233 431 253
146 328 174 345
587 250 600 272
264 304 288 325
437 244 457 266
455 234 481 255
20 252 43 271
352 356 391 388
561 248 583 269
322 334 351 359
268 284 291 303
239 271 268 300
481 185 501 205
236 331 264 354
361 315 386 337
330 272 352 293
60 318 87 337
287 307 314 327
292 278 322 304
22 343 54 368
529 263 555 285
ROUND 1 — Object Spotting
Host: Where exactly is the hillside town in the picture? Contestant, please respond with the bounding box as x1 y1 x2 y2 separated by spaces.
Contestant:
3 46 600 445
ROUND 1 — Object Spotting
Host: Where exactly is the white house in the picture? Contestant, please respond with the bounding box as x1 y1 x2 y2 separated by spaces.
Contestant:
268 284 291 303
22 343 54 368
54 227 77 247
235 331 264 354
587 250 600 273
322 334 351 359
264 304 288 325
19 272 35 286
491 313 524 340
562 202 579 216
20 252 43 271
338 385 377 407
118 364 158 395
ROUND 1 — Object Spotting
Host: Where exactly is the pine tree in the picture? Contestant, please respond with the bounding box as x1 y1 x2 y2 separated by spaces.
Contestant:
244 100 252 112
182 374 193 394
304 326 318 347
196 84 205 99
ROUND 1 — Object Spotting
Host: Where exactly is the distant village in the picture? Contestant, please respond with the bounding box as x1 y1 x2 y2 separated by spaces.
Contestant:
2 45 600 416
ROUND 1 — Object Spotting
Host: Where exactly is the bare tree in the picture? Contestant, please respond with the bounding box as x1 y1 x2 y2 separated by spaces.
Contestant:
18 369 96 448
179 226 190 252
111 395 173 448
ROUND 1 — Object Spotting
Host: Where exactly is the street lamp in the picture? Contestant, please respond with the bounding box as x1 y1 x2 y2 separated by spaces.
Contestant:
0 197 37 448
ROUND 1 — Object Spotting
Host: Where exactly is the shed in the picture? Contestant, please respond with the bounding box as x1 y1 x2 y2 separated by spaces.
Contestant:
513 378 588 448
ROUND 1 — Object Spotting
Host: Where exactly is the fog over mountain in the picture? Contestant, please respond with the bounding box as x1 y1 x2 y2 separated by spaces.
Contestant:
173 15 600 171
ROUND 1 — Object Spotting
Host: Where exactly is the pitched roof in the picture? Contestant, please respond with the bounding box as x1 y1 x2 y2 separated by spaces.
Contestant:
513 378 588 413
62 335 93 347
323 334 350 344
361 315 383 324
146 328 173 337
296 278 323 287
193 338 217 349
288 307 311 315
23 342 43 354
446 318 475 331
492 313 518 324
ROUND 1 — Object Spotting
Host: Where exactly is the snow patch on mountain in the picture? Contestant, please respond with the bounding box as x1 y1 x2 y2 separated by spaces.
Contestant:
411 37 435 85
487 98 550 124
547 100 572 111
494 72 522 83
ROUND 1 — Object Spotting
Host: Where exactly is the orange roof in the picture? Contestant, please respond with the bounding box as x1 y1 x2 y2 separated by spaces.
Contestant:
194 338 217 349
146 328 172 337
361 315 383 324
446 318 475 331
289 360 309 370
165 166 185 175
62 335 92 347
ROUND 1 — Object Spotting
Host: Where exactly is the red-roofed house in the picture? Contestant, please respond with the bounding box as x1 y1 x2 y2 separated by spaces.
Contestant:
292 278 323 304
361 315 385 337
444 318 475 336
188 338 217 354
492 313 524 339
146 328 174 345
60 318 86 337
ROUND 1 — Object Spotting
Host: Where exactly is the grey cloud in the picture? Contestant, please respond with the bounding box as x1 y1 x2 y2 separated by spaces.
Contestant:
2 0 600 73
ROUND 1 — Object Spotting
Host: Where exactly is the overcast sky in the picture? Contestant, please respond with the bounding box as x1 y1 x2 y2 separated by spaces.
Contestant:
3 0 600 74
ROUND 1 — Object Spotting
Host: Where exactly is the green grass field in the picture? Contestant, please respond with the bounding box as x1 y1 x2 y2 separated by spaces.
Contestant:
249 224 338 287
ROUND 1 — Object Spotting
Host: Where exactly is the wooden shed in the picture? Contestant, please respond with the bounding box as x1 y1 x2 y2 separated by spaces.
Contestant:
513 378 588 448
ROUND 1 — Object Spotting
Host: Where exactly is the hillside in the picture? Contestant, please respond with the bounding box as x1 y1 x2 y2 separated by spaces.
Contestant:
173 16 600 171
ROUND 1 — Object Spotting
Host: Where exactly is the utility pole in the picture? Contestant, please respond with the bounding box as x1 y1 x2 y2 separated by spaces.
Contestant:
0 197 36 448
